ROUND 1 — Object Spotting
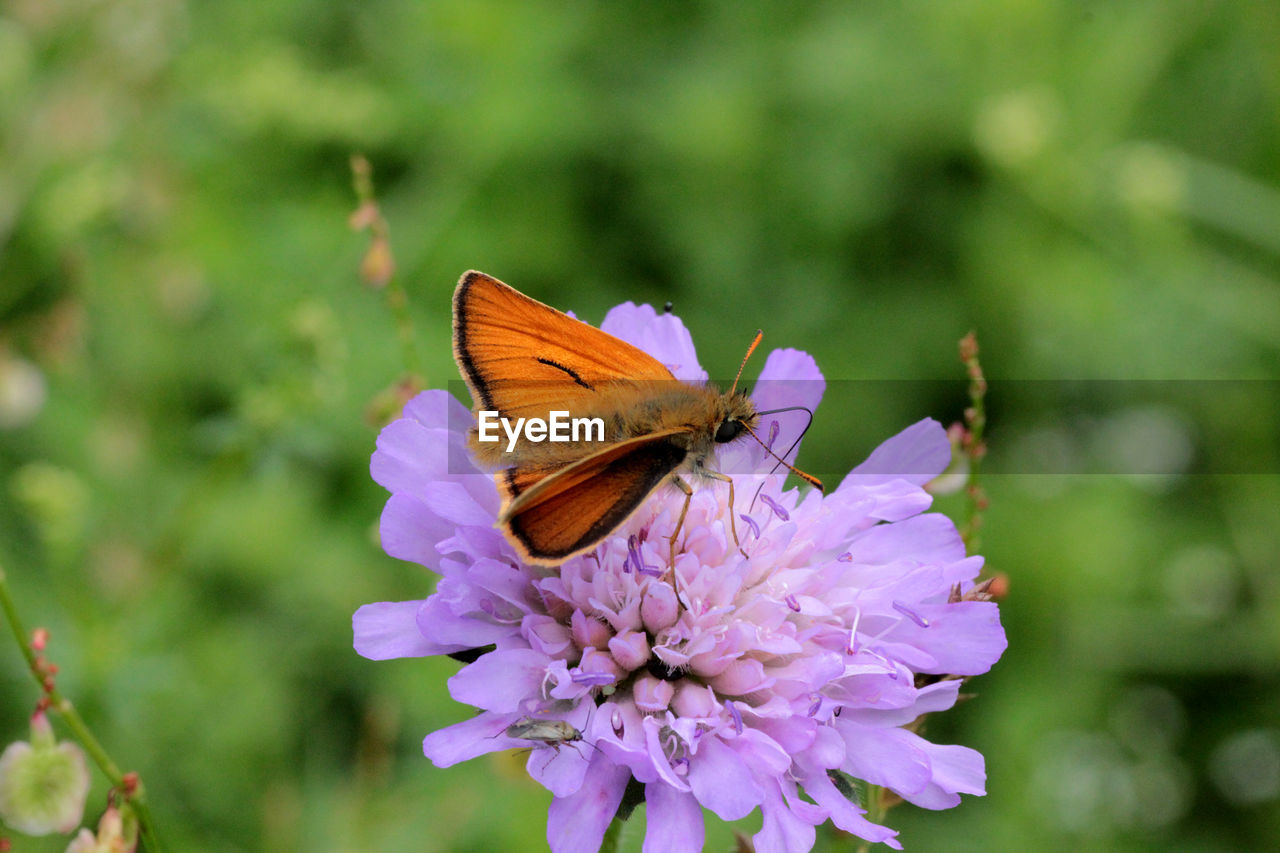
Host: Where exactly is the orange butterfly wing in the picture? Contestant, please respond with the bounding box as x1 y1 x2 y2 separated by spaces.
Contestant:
498 430 688 562
453 271 676 421
452 271 695 563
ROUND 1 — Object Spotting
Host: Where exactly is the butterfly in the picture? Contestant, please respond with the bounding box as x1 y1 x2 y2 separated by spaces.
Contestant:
452 271 821 566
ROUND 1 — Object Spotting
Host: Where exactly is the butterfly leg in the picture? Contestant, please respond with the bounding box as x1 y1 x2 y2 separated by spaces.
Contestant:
667 475 694 570
705 470 748 560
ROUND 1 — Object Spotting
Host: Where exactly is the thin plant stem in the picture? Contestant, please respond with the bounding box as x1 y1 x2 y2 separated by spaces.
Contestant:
958 332 988 552
0 564 164 852
350 154 423 381
385 272 423 380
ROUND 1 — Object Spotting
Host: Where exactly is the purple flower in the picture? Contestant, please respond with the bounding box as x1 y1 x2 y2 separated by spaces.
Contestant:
354 301 1007 852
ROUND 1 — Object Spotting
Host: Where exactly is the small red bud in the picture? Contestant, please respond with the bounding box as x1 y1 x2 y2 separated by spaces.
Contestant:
122 772 140 796
1 836 11 851
32 627 49 651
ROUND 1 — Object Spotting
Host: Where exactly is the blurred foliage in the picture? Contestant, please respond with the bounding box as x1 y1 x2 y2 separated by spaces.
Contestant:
2 0 1279 850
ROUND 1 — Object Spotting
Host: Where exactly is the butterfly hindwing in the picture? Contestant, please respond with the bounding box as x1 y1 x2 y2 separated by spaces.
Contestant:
499 430 688 562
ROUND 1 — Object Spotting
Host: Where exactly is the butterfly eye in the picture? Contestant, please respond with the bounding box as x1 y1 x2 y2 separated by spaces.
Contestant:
715 419 743 443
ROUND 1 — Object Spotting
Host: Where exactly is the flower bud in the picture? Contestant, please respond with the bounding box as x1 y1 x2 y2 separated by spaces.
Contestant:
632 675 675 713
709 658 770 696
570 610 612 650
573 647 621 687
64 804 135 852
640 582 678 633
0 713 90 835
671 682 718 718
607 630 650 673
524 614 573 658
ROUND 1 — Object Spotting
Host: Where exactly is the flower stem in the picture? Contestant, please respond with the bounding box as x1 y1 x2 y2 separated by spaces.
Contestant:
0 564 164 852
386 272 423 380
349 154 423 380
957 332 988 552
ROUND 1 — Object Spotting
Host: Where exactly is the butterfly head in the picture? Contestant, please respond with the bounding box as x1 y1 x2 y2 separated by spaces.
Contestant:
712 391 759 444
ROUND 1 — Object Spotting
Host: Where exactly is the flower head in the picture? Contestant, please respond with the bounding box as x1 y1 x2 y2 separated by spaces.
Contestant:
0 712 90 836
355 301 1007 851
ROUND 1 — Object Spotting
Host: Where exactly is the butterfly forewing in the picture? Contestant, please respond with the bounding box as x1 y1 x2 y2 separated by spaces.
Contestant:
453 272 675 422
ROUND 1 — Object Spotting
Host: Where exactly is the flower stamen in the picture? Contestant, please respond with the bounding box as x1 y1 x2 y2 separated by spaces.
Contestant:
760 494 790 522
892 600 930 628
726 700 743 734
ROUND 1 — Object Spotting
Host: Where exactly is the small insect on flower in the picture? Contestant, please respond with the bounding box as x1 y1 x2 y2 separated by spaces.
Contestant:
505 717 583 751
499 717 597 771
453 271 822 566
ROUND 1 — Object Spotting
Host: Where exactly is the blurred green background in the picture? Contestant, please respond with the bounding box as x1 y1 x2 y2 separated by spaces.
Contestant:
2 0 1279 850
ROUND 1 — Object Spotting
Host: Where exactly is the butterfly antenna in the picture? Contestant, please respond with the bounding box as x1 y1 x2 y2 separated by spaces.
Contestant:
729 330 763 396
747 406 820 512
740 419 824 492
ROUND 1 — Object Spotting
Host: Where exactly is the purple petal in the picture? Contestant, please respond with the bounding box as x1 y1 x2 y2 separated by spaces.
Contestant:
421 481 495 527
547 753 631 853
753 778 817 853
352 601 432 660
801 766 901 848
735 728 792 777
886 601 1008 676
401 388 469 431
751 348 825 414
837 723 931 794
709 659 773 696
371 391 499 514
590 701 659 784
719 349 825 478
422 711 521 767
447 648 549 713
528 740 591 798
687 736 762 820
860 479 936 523
643 782 705 853
846 513 967 566
415 592 513 649
644 715 691 791
903 742 987 809
600 303 707 382
842 680 962 728
378 493 457 570
464 558 535 612
840 418 950 488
